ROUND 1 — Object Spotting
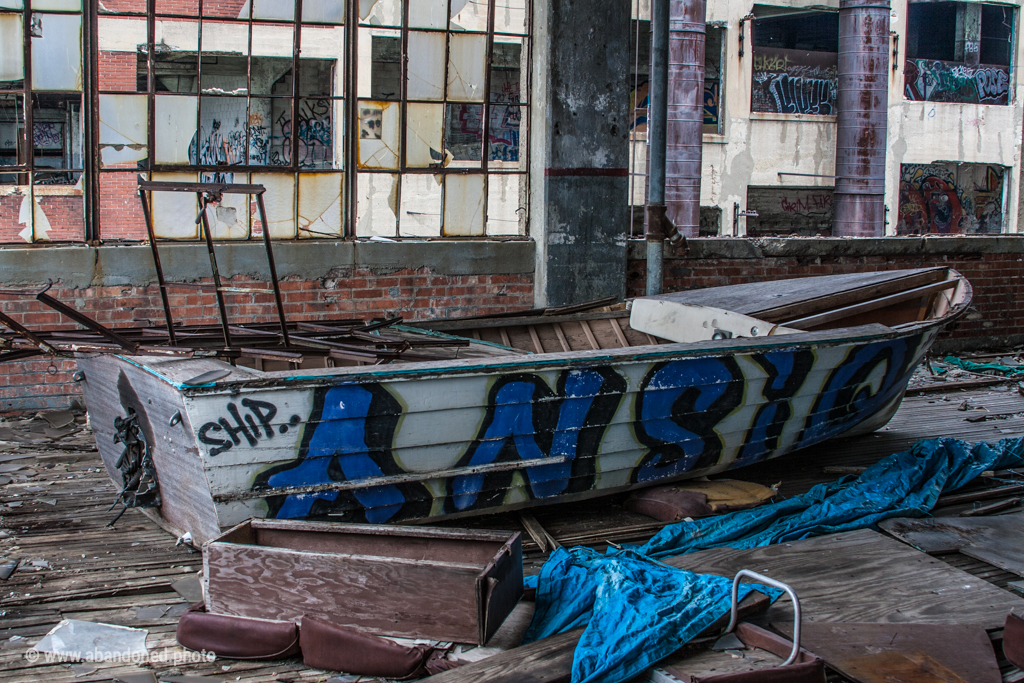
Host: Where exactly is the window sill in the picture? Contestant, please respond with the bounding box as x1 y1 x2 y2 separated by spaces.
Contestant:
703 134 728 144
748 112 837 123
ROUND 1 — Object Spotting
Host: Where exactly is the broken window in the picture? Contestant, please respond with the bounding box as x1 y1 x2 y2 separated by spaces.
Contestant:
0 2 85 243
904 1 1013 105
355 0 531 238
897 163 1004 234
626 7 723 236
744 187 835 237
750 10 838 116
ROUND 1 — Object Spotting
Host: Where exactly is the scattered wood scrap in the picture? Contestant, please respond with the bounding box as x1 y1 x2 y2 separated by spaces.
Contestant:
880 513 1024 578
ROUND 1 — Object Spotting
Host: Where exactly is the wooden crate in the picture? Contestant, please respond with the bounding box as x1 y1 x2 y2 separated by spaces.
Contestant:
202 519 523 645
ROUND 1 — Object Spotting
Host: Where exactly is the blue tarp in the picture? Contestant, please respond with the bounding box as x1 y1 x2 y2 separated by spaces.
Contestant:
524 436 1024 683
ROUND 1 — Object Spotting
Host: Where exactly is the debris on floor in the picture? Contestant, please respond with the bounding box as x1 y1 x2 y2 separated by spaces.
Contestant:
32 619 148 661
624 480 778 522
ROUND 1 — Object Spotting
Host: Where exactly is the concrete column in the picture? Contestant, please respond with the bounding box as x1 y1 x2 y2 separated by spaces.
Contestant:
532 0 630 307
832 0 890 237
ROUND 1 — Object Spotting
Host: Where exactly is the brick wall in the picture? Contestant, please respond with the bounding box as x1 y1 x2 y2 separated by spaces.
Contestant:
0 268 534 411
627 241 1024 351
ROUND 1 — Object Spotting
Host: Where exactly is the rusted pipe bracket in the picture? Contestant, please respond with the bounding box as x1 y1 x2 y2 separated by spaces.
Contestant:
645 204 671 242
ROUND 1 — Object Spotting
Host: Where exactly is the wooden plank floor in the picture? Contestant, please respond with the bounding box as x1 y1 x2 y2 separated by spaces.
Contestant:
2 382 1024 681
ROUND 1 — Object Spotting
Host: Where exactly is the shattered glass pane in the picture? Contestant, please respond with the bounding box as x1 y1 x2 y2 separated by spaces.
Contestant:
409 0 447 29
358 0 401 26
98 17 146 90
297 171 343 237
491 37 525 103
33 620 148 661
97 0 146 12
447 33 487 101
0 1 24 9
155 19 199 63
632 0 651 22
486 173 524 234
360 28 400 100
357 99 399 169
151 171 199 239
153 94 197 164
98 94 148 167
0 185 32 242
356 172 398 237
0 14 25 89
251 172 295 238
443 173 484 236
205 172 250 239
200 20 248 56
31 13 83 91
445 103 482 167
488 104 522 165
251 0 294 21
405 102 443 168
31 0 81 9
495 0 528 34
303 0 346 24
407 31 445 100
399 173 441 236
451 0 489 32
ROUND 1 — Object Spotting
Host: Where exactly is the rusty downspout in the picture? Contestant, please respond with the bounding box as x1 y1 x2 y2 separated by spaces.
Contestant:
833 0 890 237
646 0 706 296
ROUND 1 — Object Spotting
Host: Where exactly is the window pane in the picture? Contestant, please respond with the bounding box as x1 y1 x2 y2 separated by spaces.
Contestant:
356 172 397 236
97 17 146 92
32 0 81 9
407 31 445 100
443 173 484 236
362 28 400 100
31 13 83 91
488 103 521 164
200 55 248 95
451 0 489 32
448 33 487 101
98 93 148 167
299 25 344 96
205 172 250 239
33 94 81 182
303 0 346 24
99 0 148 13
252 0 294 21
495 0 527 34
445 103 482 167
0 14 24 90
486 173 525 235
0 94 24 178
155 0 197 15
297 171 343 237
409 0 447 29
246 98 273 165
359 0 401 26
399 173 441 236
0 1 24 8
251 172 295 238
151 171 199 239
406 102 443 167
292 98 336 169
153 94 197 163
357 99 399 169
98 171 148 240
31 183 84 241
200 19 248 55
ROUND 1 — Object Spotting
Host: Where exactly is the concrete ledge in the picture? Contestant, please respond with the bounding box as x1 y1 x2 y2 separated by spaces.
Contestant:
627 236 1024 260
0 240 536 288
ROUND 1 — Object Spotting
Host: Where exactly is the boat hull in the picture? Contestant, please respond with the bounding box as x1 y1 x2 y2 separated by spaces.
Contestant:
78 321 940 545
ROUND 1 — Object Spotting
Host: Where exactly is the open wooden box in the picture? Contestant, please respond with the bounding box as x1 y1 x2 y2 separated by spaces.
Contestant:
202 519 523 645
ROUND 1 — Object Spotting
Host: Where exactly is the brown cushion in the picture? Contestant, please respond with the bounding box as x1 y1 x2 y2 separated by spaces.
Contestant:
176 603 300 660
1005 612 1024 669
299 614 432 678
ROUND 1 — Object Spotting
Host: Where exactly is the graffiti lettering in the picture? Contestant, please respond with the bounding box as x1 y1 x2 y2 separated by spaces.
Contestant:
780 193 832 215
904 59 1010 105
898 163 1004 235
752 54 790 72
768 74 835 115
198 398 291 457
751 47 837 116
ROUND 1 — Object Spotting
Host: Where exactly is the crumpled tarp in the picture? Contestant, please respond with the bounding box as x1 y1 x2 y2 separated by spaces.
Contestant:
941 356 1024 377
639 436 1024 558
524 436 1024 683
523 546 782 683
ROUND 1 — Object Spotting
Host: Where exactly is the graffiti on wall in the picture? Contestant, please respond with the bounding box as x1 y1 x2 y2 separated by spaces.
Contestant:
272 98 333 168
897 163 1004 235
628 79 720 133
751 47 837 116
704 80 720 129
188 333 927 524
904 60 1010 105
746 187 834 236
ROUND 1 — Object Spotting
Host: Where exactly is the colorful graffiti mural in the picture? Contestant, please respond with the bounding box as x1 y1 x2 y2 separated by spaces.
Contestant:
629 79 720 133
897 163 1004 235
181 333 929 525
904 60 1010 105
751 47 837 116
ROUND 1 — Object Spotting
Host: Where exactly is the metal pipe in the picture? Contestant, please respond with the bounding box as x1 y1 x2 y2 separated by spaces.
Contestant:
665 0 706 238
646 0 669 296
833 0 890 237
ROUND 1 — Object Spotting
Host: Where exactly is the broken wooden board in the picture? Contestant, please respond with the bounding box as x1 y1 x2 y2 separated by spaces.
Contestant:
879 513 1024 578
772 622 1000 683
664 529 1024 630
